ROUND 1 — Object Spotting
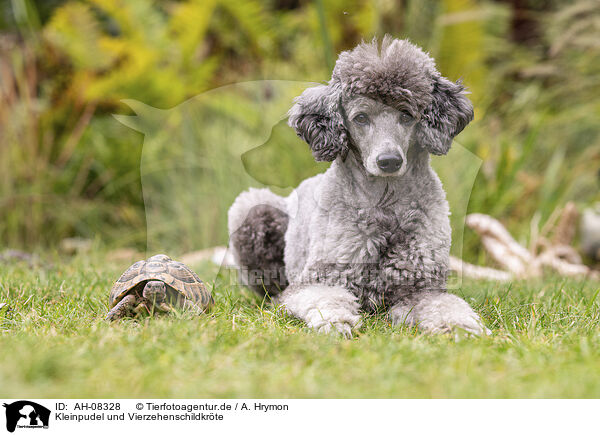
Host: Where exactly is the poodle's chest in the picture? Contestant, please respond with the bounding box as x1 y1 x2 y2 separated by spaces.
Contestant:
303 202 448 307
316 203 428 263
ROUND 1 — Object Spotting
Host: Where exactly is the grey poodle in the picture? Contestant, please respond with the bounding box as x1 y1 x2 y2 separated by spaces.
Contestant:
228 36 489 337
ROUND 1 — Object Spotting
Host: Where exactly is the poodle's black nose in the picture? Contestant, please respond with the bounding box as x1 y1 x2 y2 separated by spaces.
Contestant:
376 153 403 173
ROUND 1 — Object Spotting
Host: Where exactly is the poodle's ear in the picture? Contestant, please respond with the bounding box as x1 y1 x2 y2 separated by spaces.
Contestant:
416 76 474 155
287 84 349 162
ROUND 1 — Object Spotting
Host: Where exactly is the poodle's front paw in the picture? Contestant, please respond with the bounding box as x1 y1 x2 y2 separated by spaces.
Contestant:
277 284 362 338
391 293 490 337
305 308 362 338
434 311 490 337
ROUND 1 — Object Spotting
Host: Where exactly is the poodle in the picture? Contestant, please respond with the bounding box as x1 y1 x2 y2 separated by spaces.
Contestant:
228 36 489 337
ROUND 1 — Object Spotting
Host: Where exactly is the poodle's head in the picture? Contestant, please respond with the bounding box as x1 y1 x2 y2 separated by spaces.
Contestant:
288 36 474 177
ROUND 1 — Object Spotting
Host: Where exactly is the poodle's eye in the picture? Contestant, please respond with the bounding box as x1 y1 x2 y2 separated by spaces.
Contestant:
353 113 369 125
398 112 414 124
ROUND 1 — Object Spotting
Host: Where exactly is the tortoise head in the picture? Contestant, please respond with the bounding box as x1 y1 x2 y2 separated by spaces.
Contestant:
142 280 167 304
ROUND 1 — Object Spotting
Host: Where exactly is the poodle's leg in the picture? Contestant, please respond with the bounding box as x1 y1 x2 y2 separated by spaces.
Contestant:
276 284 362 338
390 291 490 336
228 188 288 296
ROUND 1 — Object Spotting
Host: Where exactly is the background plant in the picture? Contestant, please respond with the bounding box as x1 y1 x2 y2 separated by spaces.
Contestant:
0 0 598 260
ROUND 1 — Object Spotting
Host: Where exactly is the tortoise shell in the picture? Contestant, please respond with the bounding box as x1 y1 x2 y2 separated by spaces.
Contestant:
108 254 214 312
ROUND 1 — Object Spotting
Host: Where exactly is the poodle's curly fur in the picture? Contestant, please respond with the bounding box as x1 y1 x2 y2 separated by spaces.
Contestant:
228 36 488 336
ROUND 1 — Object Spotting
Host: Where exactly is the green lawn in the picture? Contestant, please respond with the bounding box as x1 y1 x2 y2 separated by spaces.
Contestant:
1 254 599 398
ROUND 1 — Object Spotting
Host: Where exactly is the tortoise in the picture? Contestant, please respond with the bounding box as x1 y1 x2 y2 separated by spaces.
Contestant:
106 254 214 321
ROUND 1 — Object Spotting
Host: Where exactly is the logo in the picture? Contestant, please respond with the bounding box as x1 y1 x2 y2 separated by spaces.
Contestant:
3 401 50 433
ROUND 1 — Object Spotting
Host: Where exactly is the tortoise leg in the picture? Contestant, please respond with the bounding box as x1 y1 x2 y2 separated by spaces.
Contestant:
155 302 173 314
133 300 151 316
106 294 137 321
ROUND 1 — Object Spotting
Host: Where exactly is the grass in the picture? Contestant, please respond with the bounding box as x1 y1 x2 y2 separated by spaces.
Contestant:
1 253 599 398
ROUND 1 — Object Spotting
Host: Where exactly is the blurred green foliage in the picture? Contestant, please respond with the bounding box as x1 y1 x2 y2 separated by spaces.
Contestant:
0 0 598 259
